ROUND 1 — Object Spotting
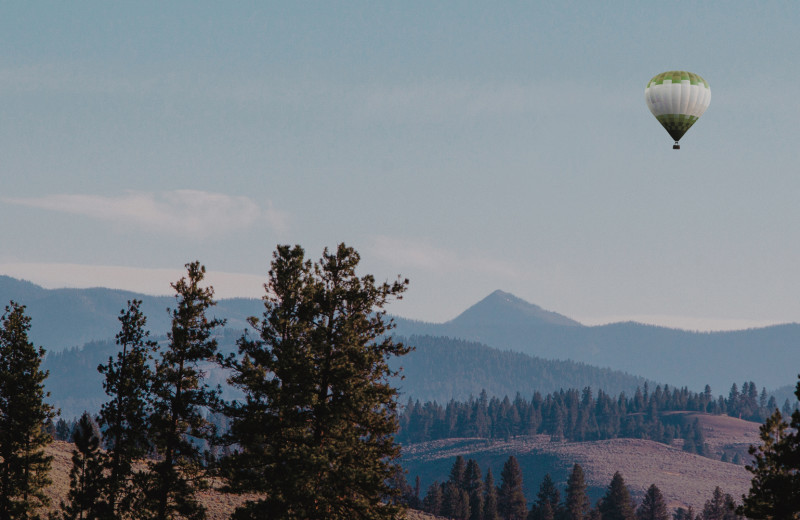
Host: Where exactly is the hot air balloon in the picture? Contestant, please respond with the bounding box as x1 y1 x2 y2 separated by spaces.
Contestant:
645 71 710 149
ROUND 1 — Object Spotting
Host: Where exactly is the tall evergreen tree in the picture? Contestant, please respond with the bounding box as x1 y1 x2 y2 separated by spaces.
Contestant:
564 464 590 520
740 409 798 518
143 262 225 520
450 456 467 489
0 302 55 520
464 459 485 520
529 474 561 520
537 474 560 512
700 487 739 520
220 244 410 519
598 472 635 520
484 468 500 520
498 456 527 520
692 420 708 457
533 503 554 520
58 412 106 520
443 481 471 520
97 299 157 519
635 484 668 520
423 482 443 516
738 372 800 518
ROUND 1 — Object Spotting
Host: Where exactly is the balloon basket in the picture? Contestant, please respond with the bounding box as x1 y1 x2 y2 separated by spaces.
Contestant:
673 143 680 150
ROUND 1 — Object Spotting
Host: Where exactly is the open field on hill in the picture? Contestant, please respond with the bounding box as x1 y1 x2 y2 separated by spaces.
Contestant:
402 413 760 512
43 441 433 520
44 441 255 519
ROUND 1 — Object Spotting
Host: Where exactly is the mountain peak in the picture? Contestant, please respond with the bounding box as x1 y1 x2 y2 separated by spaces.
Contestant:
449 290 582 328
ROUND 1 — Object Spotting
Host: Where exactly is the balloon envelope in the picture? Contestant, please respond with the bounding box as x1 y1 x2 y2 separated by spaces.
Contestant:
645 71 710 143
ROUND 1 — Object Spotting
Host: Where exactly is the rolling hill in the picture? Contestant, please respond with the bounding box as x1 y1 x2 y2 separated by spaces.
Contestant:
42 441 433 520
401 413 758 512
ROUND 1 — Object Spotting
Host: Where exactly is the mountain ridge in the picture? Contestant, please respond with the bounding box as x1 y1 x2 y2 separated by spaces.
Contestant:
2 276 798 392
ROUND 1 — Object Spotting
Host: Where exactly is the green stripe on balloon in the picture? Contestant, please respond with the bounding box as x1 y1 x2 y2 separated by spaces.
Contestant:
655 114 700 142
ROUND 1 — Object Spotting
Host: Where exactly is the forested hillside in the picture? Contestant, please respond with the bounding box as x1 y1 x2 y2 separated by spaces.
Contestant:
390 335 649 403
46 333 649 419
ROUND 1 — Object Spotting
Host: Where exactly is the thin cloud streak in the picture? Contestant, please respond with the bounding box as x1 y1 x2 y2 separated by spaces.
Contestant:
3 190 287 238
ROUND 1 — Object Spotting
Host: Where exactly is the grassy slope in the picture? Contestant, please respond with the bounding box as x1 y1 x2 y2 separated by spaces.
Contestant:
39 413 760 516
44 441 254 520
402 413 760 512
43 441 432 520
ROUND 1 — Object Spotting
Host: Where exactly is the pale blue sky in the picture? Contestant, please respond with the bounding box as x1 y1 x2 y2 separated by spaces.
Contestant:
2 2 799 329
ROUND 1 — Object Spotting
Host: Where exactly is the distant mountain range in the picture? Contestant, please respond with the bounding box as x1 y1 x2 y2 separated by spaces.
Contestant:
0 275 260 349
2 276 799 395
392 290 800 393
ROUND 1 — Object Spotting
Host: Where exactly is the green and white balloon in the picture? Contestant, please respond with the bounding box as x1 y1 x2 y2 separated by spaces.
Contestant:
645 71 710 149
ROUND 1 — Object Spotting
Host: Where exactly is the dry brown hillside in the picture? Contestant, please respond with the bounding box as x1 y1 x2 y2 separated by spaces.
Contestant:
43 441 254 519
39 414 760 517
42 441 432 519
402 413 761 513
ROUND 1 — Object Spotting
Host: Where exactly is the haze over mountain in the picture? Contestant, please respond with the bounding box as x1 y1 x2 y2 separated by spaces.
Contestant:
0 275 260 349
2 277 797 394
45 333 649 419
393 290 800 393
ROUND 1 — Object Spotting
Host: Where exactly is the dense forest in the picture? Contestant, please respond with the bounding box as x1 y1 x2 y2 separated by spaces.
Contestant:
397 381 785 452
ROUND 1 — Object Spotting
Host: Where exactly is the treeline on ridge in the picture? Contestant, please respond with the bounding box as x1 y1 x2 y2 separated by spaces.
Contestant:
397 381 783 450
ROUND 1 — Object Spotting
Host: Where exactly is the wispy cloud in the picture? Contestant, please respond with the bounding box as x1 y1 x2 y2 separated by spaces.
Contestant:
366 235 533 281
3 190 287 238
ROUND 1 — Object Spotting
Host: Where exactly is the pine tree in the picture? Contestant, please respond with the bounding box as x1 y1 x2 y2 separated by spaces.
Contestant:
465 459 485 520
692 420 708 456
534 503 554 520
701 487 739 520
0 302 55 520
484 469 500 520
598 472 635 520
58 412 106 520
564 464 590 520
97 299 158 519
635 484 668 520
450 456 467 490
536 474 560 513
443 481 471 520
739 368 800 519
143 263 225 520
498 456 527 520
423 482 443 516
220 244 410 519
739 410 796 518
